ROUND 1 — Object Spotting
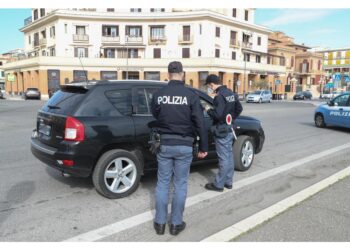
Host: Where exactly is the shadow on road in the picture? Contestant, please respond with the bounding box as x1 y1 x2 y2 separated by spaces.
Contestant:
45 167 94 190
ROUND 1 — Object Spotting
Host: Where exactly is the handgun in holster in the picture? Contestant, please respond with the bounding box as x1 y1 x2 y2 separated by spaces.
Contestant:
193 136 200 158
148 129 161 155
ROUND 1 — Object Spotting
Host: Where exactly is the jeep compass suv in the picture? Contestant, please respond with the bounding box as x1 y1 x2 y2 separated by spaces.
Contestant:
31 80 265 199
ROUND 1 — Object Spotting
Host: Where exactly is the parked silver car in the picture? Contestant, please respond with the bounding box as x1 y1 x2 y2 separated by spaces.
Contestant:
24 88 41 100
246 90 272 103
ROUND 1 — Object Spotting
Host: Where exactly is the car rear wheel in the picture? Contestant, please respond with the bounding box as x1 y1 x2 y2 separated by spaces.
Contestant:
92 149 142 199
233 135 255 171
315 113 326 128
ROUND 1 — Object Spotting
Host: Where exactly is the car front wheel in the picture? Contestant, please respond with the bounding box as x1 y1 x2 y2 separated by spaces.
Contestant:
233 135 255 171
92 149 142 199
315 113 326 128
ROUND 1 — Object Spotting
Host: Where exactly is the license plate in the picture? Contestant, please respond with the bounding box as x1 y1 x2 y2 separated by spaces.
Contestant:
39 123 51 136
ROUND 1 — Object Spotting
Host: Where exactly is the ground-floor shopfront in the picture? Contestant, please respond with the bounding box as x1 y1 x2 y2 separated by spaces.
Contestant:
4 56 287 98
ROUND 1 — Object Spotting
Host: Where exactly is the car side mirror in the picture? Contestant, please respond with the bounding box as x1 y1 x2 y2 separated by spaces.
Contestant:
327 100 334 106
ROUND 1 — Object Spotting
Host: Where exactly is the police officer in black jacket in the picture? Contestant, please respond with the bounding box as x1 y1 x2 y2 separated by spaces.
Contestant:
151 61 208 236
204 74 243 192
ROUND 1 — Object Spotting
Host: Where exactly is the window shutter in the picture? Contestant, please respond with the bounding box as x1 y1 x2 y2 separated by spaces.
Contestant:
139 27 142 36
85 48 88 58
102 26 106 36
74 48 78 57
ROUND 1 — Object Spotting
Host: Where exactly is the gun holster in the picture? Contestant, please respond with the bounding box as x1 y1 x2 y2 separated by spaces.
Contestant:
148 129 161 155
211 124 231 138
193 136 200 158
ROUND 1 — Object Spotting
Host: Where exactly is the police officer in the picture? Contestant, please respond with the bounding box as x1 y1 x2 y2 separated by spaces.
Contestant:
151 61 208 236
204 74 243 192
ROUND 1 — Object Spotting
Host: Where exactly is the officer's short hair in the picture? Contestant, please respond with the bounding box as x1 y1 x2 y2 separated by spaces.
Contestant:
168 61 183 73
205 74 221 85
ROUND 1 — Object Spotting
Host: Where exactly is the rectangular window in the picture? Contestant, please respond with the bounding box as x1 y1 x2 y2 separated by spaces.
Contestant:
102 25 119 37
198 49 202 57
182 48 190 58
198 71 209 90
40 8 45 17
232 8 237 17
244 53 250 62
100 71 117 80
29 35 31 44
216 27 220 37
230 31 237 45
128 49 139 58
107 8 115 12
73 70 88 82
291 56 294 67
153 48 161 58
130 8 142 12
232 51 236 60
144 72 161 81
150 8 165 12
50 47 55 56
64 24 67 34
258 36 261 46
215 49 220 58
126 26 142 37
256 55 261 63
280 57 286 66
199 24 202 35
74 47 88 58
105 89 132 116
33 9 38 20
34 33 39 46
76 26 86 35
150 26 165 39
136 88 160 114
104 48 116 58
182 26 191 41
245 10 249 21
49 26 55 38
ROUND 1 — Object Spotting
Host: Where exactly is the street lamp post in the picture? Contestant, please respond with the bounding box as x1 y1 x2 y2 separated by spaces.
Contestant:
243 51 247 99
125 35 129 79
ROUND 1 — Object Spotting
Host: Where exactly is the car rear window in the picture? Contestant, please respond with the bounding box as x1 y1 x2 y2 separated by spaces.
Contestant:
41 89 87 115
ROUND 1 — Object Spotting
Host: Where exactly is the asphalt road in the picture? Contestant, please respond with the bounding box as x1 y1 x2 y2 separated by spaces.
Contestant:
0 99 349 241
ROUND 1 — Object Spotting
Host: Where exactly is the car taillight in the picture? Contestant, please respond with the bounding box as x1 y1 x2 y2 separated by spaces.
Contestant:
64 116 85 141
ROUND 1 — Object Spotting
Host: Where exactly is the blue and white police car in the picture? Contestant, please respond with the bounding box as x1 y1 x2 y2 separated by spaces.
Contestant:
314 92 350 129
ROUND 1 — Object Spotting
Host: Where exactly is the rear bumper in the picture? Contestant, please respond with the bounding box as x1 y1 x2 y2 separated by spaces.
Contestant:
31 137 93 177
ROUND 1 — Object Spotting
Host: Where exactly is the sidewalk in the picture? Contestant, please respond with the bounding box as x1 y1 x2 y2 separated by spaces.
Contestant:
236 175 350 242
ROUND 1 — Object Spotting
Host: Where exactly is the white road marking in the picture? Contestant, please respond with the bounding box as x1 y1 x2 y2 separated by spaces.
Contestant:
202 165 350 242
63 142 350 242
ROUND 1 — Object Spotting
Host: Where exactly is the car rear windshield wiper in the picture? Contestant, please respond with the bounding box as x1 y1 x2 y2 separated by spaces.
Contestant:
47 105 61 109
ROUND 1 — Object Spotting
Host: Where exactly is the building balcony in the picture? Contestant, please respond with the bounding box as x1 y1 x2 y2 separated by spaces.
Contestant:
242 42 253 49
178 35 193 44
73 34 89 42
148 36 167 45
39 38 47 46
102 36 120 43
229 40 240 48
125 36 143 44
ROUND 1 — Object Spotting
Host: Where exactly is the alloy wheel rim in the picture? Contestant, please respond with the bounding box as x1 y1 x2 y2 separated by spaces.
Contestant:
241 141 254 168
104 157 137 194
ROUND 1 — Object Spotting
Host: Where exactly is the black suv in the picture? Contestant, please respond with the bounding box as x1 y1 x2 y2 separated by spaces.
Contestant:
31 80 265 199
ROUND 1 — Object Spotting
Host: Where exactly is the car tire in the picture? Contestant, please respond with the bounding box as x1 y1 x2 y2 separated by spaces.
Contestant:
269 99 271 103
315 113 326 128
92 149 142 199
233 135 255 172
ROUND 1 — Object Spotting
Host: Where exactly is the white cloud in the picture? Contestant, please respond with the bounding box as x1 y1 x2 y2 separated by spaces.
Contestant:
262 9 334 27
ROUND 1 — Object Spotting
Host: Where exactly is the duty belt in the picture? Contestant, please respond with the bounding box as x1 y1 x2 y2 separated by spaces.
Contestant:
160 134 194 143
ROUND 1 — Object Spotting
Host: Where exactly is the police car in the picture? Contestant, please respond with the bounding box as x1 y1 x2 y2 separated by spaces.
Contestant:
314 92 350 129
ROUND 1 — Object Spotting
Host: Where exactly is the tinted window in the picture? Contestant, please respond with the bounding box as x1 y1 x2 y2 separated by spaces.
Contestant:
136 88 160 115
333 94 350 107
253 91 262 95
42 89 86 115
105 89 132 116
27 88 39 91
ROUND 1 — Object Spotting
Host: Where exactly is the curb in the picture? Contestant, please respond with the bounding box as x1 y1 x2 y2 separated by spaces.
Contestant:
201 166 350 242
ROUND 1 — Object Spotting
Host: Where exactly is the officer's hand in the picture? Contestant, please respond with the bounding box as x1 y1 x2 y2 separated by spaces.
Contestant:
197 151 208 159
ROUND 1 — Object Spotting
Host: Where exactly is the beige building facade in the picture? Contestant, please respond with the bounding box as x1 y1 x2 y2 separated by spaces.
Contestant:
4 8 286 97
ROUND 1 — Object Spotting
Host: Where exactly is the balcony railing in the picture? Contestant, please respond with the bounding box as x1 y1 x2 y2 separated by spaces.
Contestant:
242 42 253 49
149 36 167 44
102 36 120 43
125 36 143 43
230 40 240 48
73 34 89 42
24 16 32 26
178 34 193 44
39 38 47 46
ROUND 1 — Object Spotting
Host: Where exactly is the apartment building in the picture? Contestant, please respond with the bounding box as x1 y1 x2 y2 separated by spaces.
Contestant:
322 48 350 91
4 8 286 97
268 31 324 97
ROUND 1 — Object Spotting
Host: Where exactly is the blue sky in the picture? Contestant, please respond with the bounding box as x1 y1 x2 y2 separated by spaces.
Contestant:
0 8 349 54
